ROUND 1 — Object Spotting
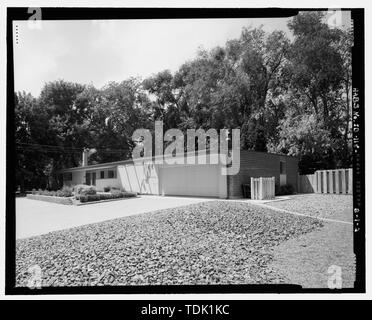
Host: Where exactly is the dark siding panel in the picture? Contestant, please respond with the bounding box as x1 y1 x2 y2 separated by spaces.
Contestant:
286 156 299 192
227 151 298 198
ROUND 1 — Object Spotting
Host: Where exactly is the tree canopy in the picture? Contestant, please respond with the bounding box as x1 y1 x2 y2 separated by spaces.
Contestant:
15 12 353 190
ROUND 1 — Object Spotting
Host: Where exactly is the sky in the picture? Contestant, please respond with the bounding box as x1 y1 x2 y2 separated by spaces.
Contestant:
14 18 293 96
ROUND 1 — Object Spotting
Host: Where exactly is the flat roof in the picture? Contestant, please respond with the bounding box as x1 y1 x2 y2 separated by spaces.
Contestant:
59 150 220 172
59 149 298 173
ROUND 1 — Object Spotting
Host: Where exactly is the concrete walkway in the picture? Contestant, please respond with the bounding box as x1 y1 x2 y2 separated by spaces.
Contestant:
16 195 213 239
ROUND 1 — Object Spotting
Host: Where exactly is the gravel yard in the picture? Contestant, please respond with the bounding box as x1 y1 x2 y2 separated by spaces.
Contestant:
265 194 353 223
16 201 323 287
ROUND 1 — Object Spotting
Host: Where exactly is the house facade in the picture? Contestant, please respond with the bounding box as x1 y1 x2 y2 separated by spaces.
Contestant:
60 150 298 199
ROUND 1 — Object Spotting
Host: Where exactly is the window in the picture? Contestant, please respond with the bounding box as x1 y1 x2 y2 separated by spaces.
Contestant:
100 171 105 179
63 172 72 181
108 170 115 179
280 160 286 174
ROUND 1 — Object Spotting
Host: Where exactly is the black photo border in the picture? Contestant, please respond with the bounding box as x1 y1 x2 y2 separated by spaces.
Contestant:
5 7 365 295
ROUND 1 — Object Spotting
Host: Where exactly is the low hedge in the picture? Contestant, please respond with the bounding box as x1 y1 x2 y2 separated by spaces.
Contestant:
77 191 137 203
27 194 73 205
28 186 137 204
31 186 73 197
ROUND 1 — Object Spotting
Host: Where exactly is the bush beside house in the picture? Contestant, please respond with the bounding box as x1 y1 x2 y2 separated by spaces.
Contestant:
103 186 120 192
27 194 74 205
27 184 137 205
31 186 73 197
73 184 97 196
276 184 295 196
77 191 137 203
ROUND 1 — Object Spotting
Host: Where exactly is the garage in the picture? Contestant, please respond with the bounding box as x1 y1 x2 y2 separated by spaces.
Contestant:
61 150 298 199
118 161 159 195
159 164 222 197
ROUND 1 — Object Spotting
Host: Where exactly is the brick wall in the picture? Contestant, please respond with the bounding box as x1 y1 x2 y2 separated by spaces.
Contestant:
227 150 298 198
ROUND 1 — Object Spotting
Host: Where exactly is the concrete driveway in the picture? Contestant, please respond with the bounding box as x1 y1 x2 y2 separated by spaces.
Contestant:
16 195 213 239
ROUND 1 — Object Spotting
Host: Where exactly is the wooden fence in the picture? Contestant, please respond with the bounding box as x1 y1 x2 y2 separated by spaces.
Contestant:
298 168 352 194
251 177 275 200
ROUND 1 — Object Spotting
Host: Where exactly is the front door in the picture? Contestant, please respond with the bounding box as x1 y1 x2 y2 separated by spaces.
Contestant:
86 172 91 185
86 172 96 186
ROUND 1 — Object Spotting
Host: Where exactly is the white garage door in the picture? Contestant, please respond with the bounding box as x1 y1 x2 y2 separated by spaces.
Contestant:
160 164 220 197
118 162 159 195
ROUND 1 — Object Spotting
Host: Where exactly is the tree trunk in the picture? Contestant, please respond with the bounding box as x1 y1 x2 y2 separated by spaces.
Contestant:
322 96 329 126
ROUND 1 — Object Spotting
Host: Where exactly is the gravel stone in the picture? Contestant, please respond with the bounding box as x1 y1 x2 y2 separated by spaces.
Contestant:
16 201 323 287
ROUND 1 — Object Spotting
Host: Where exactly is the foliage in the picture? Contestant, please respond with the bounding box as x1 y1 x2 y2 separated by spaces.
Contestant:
110 188 122 195
15 12 353 188
73 184 97 196
60 186 73 197
276 184 295 196
78 191 137 203
103 186 122 192
31 186 73 197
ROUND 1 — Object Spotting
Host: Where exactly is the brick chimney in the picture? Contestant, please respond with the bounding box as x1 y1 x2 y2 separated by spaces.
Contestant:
82 148 89 167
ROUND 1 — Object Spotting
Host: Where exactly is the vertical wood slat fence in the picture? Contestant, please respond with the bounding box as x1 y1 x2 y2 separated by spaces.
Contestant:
250 177 275 200
298 168 352 194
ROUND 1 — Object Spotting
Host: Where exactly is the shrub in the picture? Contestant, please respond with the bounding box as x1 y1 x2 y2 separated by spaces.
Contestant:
241 184 250 198
277 184 294 196
123 191 137 197
87 195 101 202
111 190 137 198
73 184 97 196
77 191 137 203
103 186 111 192
30 188 72 197
113 191 124 199
60 185 73 197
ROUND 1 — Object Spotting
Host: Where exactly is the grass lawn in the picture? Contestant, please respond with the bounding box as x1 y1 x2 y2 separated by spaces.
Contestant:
16 201 324 287
266 194 355 288
270 221 355 288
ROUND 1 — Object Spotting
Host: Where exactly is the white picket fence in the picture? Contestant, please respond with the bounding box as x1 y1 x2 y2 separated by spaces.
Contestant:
298 168 352 194
251 177 275 200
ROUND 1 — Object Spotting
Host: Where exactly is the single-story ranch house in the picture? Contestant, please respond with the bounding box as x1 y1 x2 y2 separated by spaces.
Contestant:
59 150 298 199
